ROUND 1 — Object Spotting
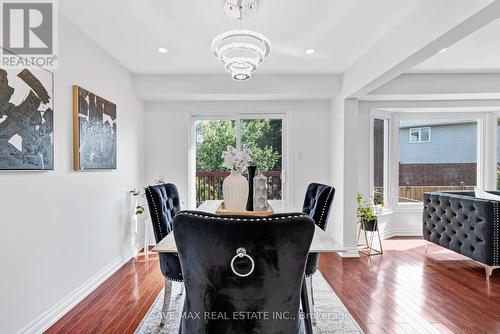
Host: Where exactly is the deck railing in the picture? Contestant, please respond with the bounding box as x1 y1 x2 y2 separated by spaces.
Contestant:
196 171 282 205
374 185 474 203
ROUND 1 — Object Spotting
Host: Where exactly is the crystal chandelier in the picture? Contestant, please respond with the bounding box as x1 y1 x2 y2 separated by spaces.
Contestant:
211 0 271 81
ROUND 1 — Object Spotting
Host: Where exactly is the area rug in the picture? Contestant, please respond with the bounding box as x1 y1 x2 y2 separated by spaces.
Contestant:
135 272 363 334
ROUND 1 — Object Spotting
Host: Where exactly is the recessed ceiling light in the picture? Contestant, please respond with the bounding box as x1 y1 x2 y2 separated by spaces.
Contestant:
305 48 315 55
438 47 448 53
158 47 168 54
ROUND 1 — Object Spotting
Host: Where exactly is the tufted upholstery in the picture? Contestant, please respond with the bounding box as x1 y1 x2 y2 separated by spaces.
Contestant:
302 183 335 276
173 211 315 334
145 183 183 282
423 191 500 266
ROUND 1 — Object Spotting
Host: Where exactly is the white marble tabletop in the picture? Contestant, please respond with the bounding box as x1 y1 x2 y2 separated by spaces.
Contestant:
153 200 345 253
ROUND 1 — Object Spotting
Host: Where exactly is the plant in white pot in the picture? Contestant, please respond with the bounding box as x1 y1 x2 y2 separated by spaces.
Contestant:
222 145 252 210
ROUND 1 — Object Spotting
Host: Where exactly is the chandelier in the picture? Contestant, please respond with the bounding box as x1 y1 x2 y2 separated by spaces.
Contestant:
211 0 271 81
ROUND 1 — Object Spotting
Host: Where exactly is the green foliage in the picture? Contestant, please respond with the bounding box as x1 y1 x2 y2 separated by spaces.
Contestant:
135 205 145 215
195 119 282 172
196 120 236 171
241 119 281 171
356 193 382 222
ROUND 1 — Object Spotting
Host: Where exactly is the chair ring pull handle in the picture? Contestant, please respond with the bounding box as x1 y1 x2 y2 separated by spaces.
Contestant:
230 247 255 277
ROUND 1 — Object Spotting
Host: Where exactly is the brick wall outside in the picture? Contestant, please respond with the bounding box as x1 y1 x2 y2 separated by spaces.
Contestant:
399 163 476 186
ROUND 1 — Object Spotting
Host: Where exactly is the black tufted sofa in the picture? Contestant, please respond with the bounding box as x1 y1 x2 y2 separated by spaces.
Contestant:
423 191 500 280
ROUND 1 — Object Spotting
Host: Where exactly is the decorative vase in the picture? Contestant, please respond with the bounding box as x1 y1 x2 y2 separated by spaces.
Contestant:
253 171 268 211
223 171 249 210
246 166 257 211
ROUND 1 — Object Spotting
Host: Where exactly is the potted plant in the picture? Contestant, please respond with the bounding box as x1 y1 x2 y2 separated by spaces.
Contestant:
356 193 382 231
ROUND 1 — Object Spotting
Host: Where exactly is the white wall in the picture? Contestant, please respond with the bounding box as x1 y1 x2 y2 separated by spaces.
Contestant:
0 14 145 334
144 100 331 210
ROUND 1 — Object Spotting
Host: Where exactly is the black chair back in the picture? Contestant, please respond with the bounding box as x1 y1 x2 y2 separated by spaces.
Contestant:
302 183 335 276
173 211 315 334
145 183 183 281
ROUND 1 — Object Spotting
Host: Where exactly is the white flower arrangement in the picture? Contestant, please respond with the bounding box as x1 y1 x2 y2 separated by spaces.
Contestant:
222 145 252 173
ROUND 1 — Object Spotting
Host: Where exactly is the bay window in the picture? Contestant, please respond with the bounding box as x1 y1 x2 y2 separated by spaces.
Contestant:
371 111 492 209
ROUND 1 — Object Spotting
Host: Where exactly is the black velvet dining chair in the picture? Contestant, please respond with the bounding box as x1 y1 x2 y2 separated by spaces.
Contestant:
173 211 315 334
145 183 183 326
302 183 335 323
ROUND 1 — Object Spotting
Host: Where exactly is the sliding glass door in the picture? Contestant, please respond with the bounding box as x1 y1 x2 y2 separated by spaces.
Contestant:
192 114 286 208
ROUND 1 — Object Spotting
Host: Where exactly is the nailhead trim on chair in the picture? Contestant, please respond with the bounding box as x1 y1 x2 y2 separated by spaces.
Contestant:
147 187 164 238
318 187 334 226
178 211 307 221
494 202 499 266
166 276 183 282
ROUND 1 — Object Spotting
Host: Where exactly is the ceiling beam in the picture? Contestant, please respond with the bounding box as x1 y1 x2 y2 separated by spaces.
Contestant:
133 74 340 101
363 73 500 101
341 0 500 99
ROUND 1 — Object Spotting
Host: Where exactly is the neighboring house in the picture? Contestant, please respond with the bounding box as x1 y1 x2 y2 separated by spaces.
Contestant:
398 120 477 186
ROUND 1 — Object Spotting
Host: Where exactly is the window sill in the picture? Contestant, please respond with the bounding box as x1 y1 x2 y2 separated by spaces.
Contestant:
379 208 394 216
395 202 422 213
377 203 422 217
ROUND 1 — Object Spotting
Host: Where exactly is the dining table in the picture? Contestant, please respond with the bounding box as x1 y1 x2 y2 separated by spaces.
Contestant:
153 199 345 334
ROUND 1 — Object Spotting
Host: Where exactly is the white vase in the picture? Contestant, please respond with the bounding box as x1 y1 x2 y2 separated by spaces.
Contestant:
223 171 249 210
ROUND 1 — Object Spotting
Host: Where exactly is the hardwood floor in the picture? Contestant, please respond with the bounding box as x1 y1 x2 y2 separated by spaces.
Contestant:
46 239 500 334
320 238 500 334
45 250 164 334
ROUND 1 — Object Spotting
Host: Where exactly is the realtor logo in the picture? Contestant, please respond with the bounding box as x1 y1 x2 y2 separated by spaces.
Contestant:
1 0 58 68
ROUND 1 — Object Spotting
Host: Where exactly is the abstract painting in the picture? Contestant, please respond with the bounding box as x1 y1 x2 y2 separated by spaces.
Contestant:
73 86 116 170
0 68 54 170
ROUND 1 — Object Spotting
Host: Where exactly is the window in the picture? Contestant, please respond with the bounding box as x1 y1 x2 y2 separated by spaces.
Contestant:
193 115 285 207
409 127 431 143
373 118 385 205
399 119 477 203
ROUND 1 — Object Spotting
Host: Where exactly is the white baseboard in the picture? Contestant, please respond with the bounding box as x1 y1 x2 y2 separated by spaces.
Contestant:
380 226 422 240
17 252 134 334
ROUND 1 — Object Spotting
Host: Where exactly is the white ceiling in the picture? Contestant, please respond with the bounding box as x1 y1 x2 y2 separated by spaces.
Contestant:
60 0 421 75
414 16 500 73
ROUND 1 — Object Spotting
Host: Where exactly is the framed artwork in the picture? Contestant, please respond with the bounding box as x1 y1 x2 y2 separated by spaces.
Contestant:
0 67 54 170
73 85 117 170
